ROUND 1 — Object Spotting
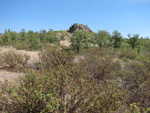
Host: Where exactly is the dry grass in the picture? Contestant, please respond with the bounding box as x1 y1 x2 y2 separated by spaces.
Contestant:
0 47 39 64
0 47 40 83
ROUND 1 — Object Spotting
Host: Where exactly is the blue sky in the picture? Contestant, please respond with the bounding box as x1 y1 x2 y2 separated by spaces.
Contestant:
0 0 150 38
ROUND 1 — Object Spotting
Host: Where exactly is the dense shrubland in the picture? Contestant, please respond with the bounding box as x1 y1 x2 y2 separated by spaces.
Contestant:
0 29 63 50
0 28 150 112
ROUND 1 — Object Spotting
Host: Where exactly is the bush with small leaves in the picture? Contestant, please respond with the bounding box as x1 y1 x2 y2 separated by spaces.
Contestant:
0 51 29 72
119 60 150 109
119 49 137 60
86 81 126 112
14 41 30 50
39 47 75 70
0 71 61 113
29 38 43 50
0 67 127 113
78 55 113 81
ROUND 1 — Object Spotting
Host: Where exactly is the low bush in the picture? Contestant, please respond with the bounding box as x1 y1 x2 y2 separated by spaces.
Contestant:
76 48 120 81
0 71 61 113
127 103 150 113
39 47 75 70
81 47 116 59
78 55 113 81
61 46 72 52
0 51 29 72
14 41 30 50
0 67 126 113
0 45 150 112
43 36 60 44
119 49 137 60
86 81 126 112
119 60 150 109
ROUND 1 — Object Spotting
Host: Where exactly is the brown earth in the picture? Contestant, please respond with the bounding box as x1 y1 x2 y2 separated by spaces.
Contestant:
60 40 70 46
60 35 71 47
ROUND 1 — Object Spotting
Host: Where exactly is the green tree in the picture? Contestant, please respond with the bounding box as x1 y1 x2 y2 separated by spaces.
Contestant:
10 31 18 42
70 30 89 53
0 35 3 45
128 34 139 49
20 29 28 41
40 30 47 42
44 35 59 43
112 30 123 48
2 29 11 44
96 30 110 49
143 39 150 51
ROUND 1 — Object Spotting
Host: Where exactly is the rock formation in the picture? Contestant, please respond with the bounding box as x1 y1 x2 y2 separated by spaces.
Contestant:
68 23 92 33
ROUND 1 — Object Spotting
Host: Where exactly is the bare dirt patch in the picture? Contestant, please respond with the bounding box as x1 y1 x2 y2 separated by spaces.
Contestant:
0 70 23 83
60 40 70 46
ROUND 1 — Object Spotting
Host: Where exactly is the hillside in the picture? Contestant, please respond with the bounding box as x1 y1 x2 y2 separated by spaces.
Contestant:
0 25 150 112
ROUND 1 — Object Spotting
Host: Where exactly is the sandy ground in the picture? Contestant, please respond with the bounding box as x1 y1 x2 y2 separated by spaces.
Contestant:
60 40 70 46
0 70 24 83
0 46 39 83
60 35 71 47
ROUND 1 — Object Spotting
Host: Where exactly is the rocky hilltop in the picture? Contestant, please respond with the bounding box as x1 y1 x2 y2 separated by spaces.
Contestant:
68 23 92 33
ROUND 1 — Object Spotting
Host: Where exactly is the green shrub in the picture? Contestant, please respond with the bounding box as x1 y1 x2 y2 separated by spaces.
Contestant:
43 35 60 44
70 30 91 53
128 34 140 49
112 30 123 48
0 36 3 45
96 30 110 50
29 38 43 50
60 34 65 41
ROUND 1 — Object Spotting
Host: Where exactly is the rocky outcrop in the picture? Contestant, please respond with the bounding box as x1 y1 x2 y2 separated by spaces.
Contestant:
68 23 92 33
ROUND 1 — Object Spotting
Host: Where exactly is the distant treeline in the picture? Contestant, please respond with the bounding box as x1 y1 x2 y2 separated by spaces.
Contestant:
0 29 150 52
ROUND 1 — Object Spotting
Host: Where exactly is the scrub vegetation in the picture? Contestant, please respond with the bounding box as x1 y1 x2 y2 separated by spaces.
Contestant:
0 28 150 113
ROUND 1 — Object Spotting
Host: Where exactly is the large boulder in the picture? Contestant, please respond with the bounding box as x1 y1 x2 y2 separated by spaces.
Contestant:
68 23 92 33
